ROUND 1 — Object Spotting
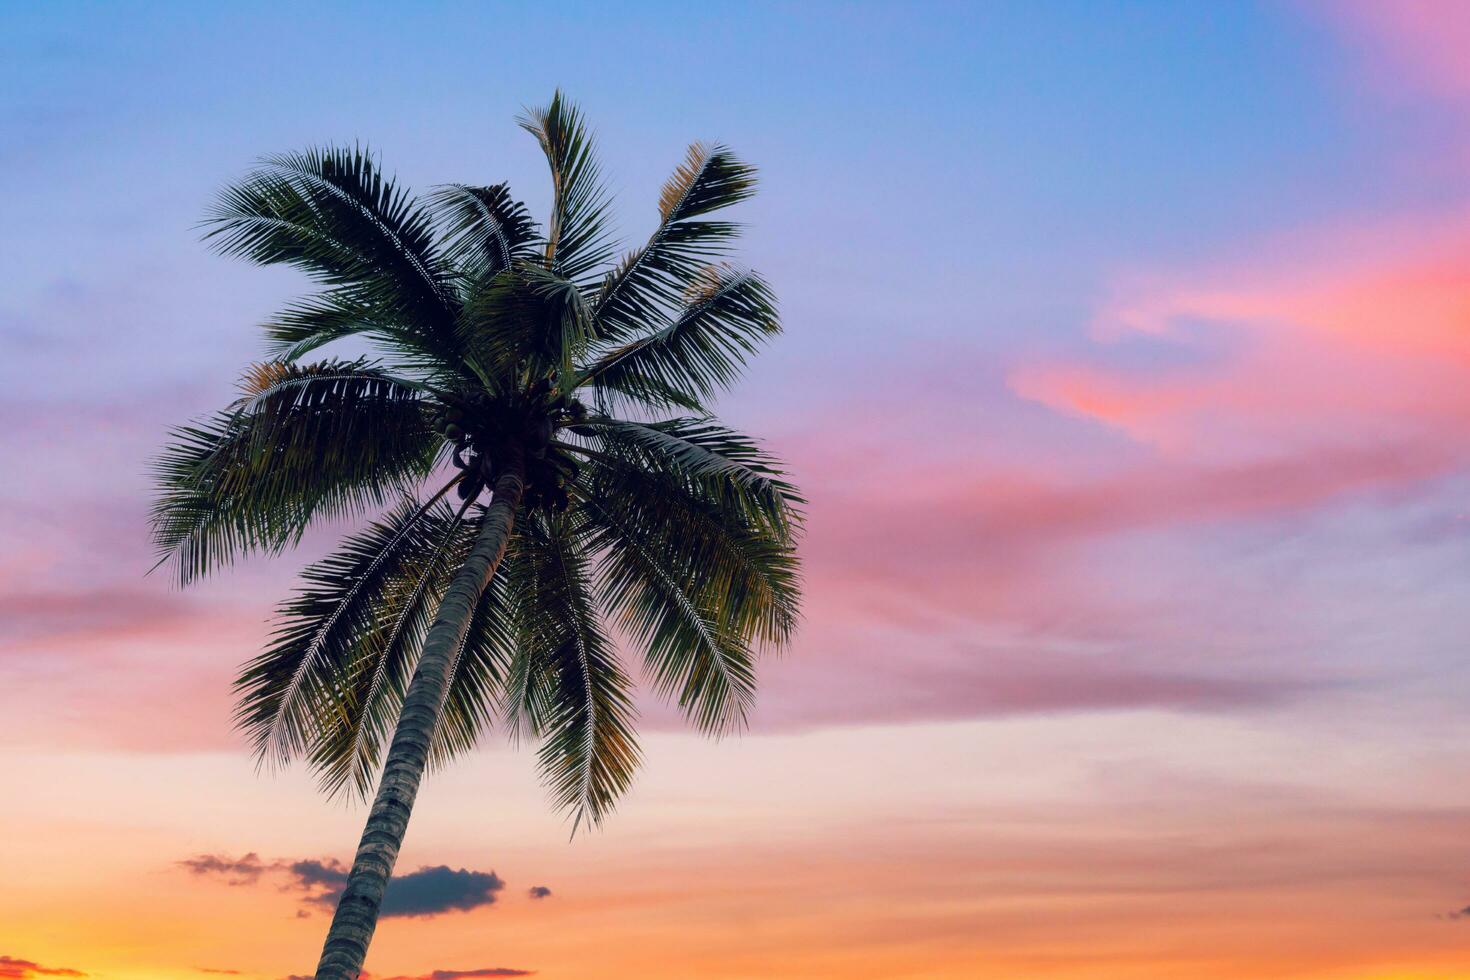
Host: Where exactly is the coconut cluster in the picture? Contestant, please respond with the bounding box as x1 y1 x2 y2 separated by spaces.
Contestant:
430 378 586 514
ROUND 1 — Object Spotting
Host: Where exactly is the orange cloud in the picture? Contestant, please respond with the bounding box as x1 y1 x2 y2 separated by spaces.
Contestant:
0 957 84 979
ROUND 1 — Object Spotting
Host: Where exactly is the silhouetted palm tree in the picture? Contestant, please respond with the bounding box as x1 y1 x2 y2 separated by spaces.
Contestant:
152 92 801 980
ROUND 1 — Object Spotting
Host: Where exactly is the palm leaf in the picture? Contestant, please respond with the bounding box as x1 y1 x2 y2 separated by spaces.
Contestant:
518 92 617 285
459 261 593 384
580 416 801 534
578 264 778 409
585 494 756 734
150 359 437 585
235 497 464 768
501 513 640 831
305 499 475 797
260 290 382 362
204 146 461 365
592 143 757 344
577 453 800 650
428 183 541 285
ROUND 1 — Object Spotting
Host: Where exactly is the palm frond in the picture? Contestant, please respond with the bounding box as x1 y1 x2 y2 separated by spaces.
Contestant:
576 452 801 650
580 416 802 534
260 290 381 362
235 497 463 768
592 143 757 343
427 183 540 285
578 265 778 409
261 289 465 374
501 513 640 831
459 260 593 384
575 423 803 728
582 372 708 414
304 498 475 798
204 146 461 365
585 494 756 734
518 92 618 285
150 359 437 585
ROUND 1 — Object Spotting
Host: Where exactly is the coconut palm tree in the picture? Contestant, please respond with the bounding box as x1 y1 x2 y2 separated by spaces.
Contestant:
151 92 801 980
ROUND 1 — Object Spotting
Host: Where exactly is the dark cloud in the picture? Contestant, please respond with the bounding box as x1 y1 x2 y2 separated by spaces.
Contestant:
283 857 348 891
527 886 552 900
283 972 532 980
375 866 507 918
283 859 503 917
182 854 505 919
0 956 86 978
177 853 268 886
1443 905 1470 920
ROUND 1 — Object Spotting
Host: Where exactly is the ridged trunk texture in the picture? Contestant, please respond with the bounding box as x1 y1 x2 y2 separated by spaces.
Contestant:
314 458 525 980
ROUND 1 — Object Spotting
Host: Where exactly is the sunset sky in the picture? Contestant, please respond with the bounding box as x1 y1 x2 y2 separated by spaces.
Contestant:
6 1 1470 977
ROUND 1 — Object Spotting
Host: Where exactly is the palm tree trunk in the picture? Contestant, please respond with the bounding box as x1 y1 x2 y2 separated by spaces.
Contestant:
314 453 525 980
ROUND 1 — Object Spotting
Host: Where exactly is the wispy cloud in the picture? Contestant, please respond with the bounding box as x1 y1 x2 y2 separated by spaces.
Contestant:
1310 0 1470 102
0 957 85 979
178 852 269 886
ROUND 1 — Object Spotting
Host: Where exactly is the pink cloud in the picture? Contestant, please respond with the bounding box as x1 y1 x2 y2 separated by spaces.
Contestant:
754 644 1322 731
1010 214 1470 466
737 195 1470 732
0 590 261 752
0 588 194 646
1309 0 1470 101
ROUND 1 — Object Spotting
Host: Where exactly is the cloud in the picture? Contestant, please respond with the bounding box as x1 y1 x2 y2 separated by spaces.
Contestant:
755 645 1324 731
183 854 505 918
0 957 85 979
282 971 534 980
0 588 194 647
285 859 507 917
282 857 348 892
1309 0 1470 103
1007 201 1470 466
1443 905 1470 920
368 865 506 918
720 285 1470 734
0 586 261 754
810 445 1448 584
527 886 552 900
178 852 268 886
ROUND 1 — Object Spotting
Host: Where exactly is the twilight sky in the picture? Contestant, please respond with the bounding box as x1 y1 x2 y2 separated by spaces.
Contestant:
5 2 1470 978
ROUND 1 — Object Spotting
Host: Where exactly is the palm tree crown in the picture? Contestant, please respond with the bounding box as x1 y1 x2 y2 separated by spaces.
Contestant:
152 92 802 831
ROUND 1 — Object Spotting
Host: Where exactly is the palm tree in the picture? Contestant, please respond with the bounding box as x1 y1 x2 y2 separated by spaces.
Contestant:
151 93 801 980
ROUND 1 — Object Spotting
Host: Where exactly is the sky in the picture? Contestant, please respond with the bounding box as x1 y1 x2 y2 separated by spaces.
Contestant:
4 0 1470 977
